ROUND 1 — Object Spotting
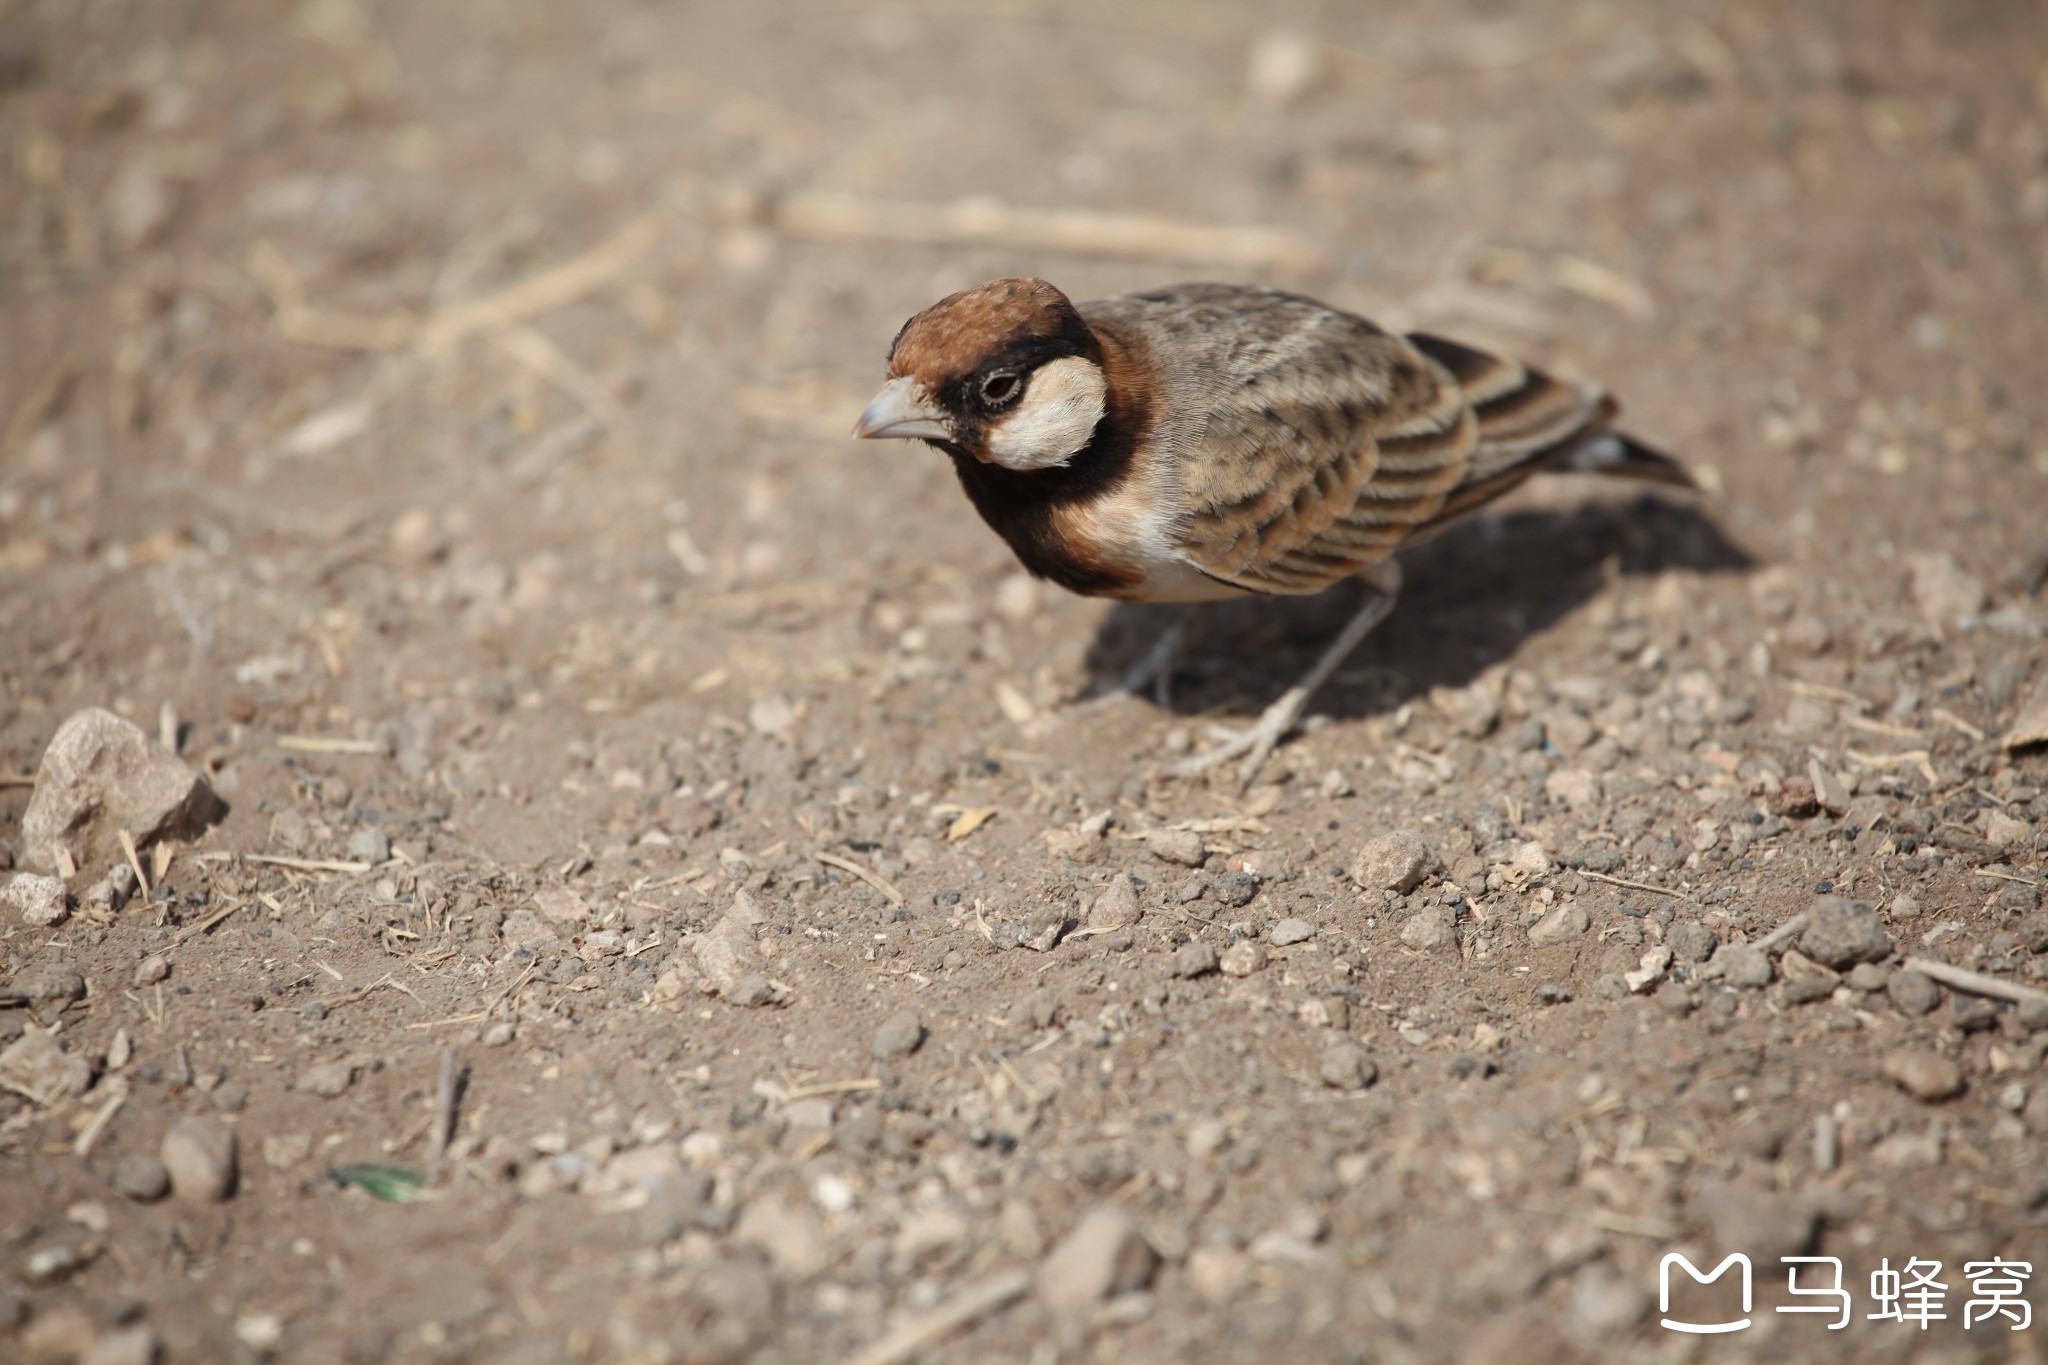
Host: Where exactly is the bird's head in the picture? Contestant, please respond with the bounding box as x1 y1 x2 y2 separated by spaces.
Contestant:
853 277 1107 471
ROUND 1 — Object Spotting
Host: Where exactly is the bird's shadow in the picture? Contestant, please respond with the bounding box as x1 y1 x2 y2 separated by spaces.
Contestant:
1080 493 1753 722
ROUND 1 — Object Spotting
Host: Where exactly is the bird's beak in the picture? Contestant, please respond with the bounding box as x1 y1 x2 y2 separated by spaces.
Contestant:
852 376 954 443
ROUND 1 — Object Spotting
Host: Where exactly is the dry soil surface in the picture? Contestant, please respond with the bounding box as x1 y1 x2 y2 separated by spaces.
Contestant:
5 1 2048 1362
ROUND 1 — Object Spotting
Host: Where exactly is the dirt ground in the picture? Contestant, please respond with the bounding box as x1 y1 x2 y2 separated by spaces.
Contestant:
5 0 2048 1361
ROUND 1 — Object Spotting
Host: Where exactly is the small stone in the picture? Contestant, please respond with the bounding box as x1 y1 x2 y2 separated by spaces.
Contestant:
10 962 85 1010
2018 913 2048 954
1400 906 1455 951
21 708 224 874
262 1133 312 1169
531 887 590 925
1799 896 1891 969
346 825 391 865
695 892 767 999
1985 811 2031 848
1624 947 1673 994
1667 922 1717 964
133 955 170 986
1949 995 1998 1033
1781 976 1836 1005
1887 970 1942 1016
1218 941 1268 977
1711 943 1774 989
1318 1041 1377 1091
1173 942 1220 978
1146 829 1206 867
161 1115 237 1202
1882 1048 1964 1102
0 1026 91 1103
871 1009 925 1059
109 1154 170 1202
1083 874 1141 930
725 972 777 1007
1527 902 1590 946
1210 871 1260 908
1267 917 1316 946
81 1326 158 1365
1889 892 1923 921
81 864 138 918
1845 963 1890 993
1692 1177 1817 1260
746 694 797 737
1909 550 1986 627
1351 831 1431 893
3 873 69 927
1035 1206 1159 1313
296 1060 354 1098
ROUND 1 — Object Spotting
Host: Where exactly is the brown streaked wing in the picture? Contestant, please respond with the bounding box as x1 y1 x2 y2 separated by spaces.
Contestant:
1173 310 1477 595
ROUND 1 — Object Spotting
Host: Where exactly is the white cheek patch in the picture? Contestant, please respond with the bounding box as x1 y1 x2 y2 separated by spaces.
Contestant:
984 357 1107 470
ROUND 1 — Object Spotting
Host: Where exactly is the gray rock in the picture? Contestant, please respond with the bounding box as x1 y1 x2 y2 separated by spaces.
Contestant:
22 708 224 874
1400 906 1456 951
296 1060 354 1097
1146 829 1206 867
1267 917 1316 946
1218 941 1267 977
1845 963 1889 993
1318 1041 1377 1091
726 972 777 1007
81 1326 158 1365
81 864 138 918
1036 1206 1159 1313
1781 976 1836 1006
10 962 85 1010
0 1026 91 1103
1352 831 1432 893
1667 921 1717 964
1882 1047 1963 1101
110 1154 170 1202
1693 1177 1817 1260
1799 896 1891 969
871 1009 925 1059
1886 970 1941 1015
133 956 170 986
346 825 391 865
3 874 69 927
695 892 768 1000
1083 874 1140 931
1527 903 1590 946
161 1115 237 1202
1712 943 1773 989
1173 942 1220 978
2017 913 2048 954
1211 871 1260 908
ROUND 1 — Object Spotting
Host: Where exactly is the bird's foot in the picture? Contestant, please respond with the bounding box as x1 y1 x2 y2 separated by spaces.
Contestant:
1159 689 1309 795
1078 617 1187 710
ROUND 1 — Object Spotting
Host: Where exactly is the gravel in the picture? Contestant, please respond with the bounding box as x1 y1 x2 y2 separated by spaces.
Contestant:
1036 1206 1160 1312
1798 896 1892 969
1351 831 1432 893
1267 917 1315 946
1146 829 1206 867
1882 1048 1964 1102
161 1115 237 1202
871 1008 925 1059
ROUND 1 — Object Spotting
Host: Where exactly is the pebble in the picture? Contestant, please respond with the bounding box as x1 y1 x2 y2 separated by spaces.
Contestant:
3 873 69 927
1693 1177 1817 1260
1882 1048 1964 1102
262 1133 312 1169
0 1026 92 1102
1267 917 1316 946
1666 921 1717 964
161 1115 237 1201
1781 976 1836 1005
871 1009 925 1059
1985 811 2032 848
1173 942 1220 978
1351 831 1431 893
1527 903 1589 946
296 1060 355 1098
11 962 85 1010
695 893 769 1002
1318 1041 1377 1091
1146 829 1206 867
1798 896 1891 969
346 825 391 865
81 864 138 918
1887 970 1941 1015
1035 1206 1160 1313
1219 941 1268 977
1083 874 1140 930
1711 943 1774 989
1211 871 1260 908
133 956 170 987
1845 963 1889 992
21 707 224 874
2016 913 2048 954
110 1154 170 1202
1400 906 1456 951
81 1326 159 1365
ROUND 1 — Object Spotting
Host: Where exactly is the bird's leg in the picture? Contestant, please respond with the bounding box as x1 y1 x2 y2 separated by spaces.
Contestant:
1086 606 1198 709
1162 561 1402 794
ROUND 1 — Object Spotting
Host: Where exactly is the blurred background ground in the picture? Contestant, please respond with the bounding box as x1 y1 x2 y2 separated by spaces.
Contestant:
4 1 2048 1362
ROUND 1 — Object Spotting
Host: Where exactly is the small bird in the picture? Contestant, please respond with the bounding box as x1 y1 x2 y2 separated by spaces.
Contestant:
854 278 1693 789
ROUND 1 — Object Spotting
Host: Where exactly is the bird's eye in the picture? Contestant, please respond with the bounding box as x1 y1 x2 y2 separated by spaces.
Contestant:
979 371 1022 408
